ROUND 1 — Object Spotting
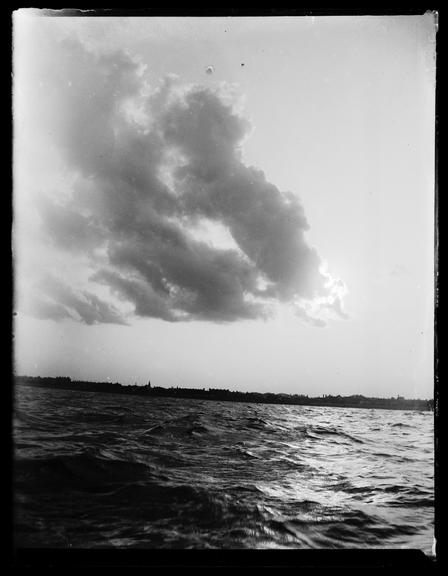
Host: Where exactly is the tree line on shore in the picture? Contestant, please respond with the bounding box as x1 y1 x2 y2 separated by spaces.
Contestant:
15 375 434 411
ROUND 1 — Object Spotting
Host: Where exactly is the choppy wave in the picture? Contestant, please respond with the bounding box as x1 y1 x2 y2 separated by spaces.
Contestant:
13 386 434 551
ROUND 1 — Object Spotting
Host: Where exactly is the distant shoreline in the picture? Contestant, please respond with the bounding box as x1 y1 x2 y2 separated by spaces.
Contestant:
15 376 434 412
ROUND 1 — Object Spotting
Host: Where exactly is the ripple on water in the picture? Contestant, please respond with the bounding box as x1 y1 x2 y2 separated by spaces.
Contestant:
13 386 434 552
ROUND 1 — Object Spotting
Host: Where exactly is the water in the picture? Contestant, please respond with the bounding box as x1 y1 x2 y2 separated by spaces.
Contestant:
13 385 434 551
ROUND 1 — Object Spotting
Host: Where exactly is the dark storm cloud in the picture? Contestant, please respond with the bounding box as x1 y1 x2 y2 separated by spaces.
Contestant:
37 195 107 252
25 276 127 326
24 32 336 324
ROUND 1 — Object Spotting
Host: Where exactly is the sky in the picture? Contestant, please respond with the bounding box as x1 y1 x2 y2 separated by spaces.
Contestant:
13 12 437 398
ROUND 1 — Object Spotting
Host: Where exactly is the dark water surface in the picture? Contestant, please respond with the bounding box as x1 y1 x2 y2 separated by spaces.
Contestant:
13 385 434 551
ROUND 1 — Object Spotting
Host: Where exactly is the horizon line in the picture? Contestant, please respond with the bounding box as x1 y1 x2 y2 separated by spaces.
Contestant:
14 374 434 402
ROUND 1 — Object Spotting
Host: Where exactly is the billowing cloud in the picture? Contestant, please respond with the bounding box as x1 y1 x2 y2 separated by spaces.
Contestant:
21 275 127 326
15 25 347 326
